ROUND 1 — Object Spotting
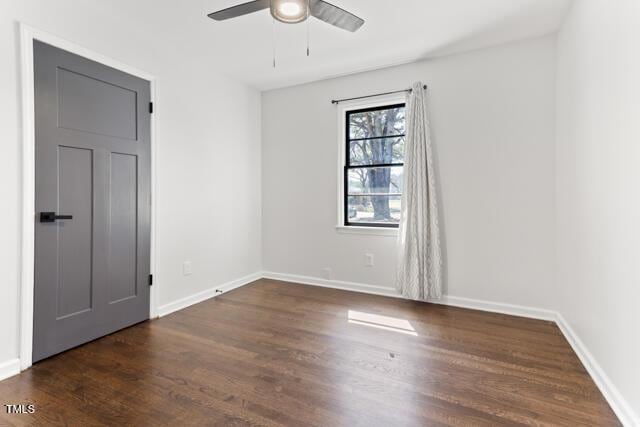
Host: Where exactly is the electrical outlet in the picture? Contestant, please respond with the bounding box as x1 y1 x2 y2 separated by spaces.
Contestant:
322 267 333 280
365 253 374 267
182 261 193 276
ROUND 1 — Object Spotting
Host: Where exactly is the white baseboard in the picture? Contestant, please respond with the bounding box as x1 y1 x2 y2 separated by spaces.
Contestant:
261 271 556 321
555 313 638 427
0 358 20 381
157 272 262 317
261 270 636 426
261 271 401 298
434 295 557 321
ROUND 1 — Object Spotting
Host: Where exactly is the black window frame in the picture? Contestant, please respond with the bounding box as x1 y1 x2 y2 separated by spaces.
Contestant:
344 103 406 228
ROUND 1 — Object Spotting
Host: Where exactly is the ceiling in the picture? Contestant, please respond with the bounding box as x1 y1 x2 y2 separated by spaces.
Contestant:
112 0 572 91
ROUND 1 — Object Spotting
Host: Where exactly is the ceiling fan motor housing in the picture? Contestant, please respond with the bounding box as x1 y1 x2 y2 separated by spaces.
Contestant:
270 0 308 24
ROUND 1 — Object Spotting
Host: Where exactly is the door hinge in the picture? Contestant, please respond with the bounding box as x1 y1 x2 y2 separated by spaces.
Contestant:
148 274 153 286
149 102 154 114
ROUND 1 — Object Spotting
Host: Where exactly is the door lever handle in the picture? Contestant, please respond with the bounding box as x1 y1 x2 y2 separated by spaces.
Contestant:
40 212 73 223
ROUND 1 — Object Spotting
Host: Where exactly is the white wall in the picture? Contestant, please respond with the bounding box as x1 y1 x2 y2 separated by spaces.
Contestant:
262 36 557 308
0 1 261 368
556 0 640 422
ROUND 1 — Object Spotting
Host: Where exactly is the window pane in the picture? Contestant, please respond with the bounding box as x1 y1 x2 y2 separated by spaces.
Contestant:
347 195 401 225
349 137 404 166
347 166 403 195
349 106 405 139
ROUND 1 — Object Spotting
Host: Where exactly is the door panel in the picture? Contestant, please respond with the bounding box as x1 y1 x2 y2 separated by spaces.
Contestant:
57 146 94 319
33 40 151 362
108 153 138 304
57 67 138 140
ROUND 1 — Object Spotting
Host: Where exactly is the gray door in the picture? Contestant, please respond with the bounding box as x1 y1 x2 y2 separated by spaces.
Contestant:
33 41 151 362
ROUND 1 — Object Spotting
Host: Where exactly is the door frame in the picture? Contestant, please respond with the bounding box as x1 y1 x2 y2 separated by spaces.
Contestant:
19 23 159 370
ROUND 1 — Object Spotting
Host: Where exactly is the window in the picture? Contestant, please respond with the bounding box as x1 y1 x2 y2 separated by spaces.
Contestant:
344 103 406 227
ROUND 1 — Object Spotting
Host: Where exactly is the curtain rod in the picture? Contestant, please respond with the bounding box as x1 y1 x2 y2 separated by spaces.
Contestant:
331 85 427 105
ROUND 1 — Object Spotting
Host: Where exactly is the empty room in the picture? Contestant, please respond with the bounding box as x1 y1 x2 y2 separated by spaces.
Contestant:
0 0 638 425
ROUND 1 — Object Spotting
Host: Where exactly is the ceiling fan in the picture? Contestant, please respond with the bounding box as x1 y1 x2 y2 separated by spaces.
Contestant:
208 0 365 33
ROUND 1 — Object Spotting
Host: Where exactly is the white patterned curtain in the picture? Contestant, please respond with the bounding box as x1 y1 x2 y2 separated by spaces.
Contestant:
396 82 443 300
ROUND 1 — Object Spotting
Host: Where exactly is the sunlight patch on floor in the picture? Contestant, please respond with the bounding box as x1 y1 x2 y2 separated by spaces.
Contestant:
347 310 418 336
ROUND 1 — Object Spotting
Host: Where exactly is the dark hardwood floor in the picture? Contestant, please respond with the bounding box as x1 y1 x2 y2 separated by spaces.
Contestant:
0 279 619 426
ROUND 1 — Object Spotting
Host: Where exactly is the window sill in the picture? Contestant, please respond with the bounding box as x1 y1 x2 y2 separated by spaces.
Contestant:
335 225 398 237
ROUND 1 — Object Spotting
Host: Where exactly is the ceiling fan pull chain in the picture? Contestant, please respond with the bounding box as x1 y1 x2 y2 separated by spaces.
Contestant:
272 16 277 68
306 0 310 56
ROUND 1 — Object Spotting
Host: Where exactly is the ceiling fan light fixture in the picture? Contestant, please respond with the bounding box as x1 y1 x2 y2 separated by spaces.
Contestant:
270 0 308 24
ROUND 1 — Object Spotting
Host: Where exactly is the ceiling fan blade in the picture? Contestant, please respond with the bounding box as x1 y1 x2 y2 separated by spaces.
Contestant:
310 0 364 32
207 0 270 21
